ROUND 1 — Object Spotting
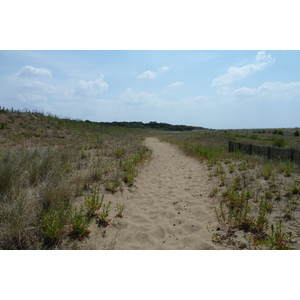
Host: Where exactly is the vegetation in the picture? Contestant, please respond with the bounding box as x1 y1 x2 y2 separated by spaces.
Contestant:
0 107 152 249
102 121 203 131
161 130 300 249
2 105 300 250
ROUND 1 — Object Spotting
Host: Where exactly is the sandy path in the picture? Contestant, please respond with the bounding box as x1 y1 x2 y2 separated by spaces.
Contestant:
86 137 221 250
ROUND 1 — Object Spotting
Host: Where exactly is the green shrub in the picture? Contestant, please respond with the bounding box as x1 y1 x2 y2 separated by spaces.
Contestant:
41 205 68 247
69 206 91 240
272 138 287 148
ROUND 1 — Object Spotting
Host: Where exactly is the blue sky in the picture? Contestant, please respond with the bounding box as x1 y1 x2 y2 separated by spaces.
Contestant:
1 50 300 129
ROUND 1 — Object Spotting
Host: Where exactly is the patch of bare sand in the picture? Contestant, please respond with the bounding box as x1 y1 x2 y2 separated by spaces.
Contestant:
85 137 222 250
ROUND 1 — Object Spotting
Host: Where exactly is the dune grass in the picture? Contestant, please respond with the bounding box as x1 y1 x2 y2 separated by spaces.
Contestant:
0 109 151 249
161 130 300 249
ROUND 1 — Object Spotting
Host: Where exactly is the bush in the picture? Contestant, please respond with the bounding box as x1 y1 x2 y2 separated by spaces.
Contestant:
69 206 91 240
41 204 68 247
294 129 300 137
272 138 287 148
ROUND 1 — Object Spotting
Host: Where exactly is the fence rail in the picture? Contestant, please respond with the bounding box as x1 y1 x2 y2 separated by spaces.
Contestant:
228 141 300 163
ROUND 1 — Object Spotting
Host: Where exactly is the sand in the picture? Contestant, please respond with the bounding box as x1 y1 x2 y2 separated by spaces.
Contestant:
86 137 221 250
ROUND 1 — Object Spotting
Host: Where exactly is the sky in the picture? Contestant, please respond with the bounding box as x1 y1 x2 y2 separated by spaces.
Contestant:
1 50 300 129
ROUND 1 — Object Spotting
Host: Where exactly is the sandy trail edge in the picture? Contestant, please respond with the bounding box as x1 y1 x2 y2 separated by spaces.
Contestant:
86 137 222 250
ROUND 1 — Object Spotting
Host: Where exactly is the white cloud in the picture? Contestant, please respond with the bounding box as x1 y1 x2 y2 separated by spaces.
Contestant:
158 66 169 73
138 70 157 79
168 81 183 88
74 76 108 97
137 66 169 79
255 51 273 63
9 66 56 105
227 81 300 102
16 65 52 79
211 51 275 86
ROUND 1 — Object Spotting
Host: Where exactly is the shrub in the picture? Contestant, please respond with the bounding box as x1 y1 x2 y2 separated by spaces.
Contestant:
272 138 287 148
69 206 91 240
41 204 68 247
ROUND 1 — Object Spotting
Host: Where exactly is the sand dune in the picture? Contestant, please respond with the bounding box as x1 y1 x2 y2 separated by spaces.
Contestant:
86 137 222 250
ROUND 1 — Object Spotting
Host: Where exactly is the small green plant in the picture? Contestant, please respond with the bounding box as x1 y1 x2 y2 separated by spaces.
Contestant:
69 206 91 240
233 176 242 190
96 201 112 227
91 166 103 181
0 121 8 129
264 220 294 250
260 197 273 213
262 164 273 180
252 198 269 234
123 168 137 186
284 161 293 177
84 188 104 219
105 173 122 193
115 203 125 218
41 205 67 247
294 129 300 137
265 190 272 200
229 164 235 173
114 146 125 158
283 207 293 221
209 188 219 198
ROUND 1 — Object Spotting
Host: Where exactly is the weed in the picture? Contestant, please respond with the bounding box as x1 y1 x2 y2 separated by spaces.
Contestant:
41 205 68 247
233 176 242 190
84 188 104 219
115 203 125 218
264 220 294 250
262 164 273 180
284 161 293 177
252 198 269 234
69 206 91 240
209 188 219 198
114 147 126 158
96 201 112 227
105 173 122 193
283 207 293 221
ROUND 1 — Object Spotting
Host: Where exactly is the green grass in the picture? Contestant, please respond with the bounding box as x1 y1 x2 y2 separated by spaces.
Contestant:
160 129 300 250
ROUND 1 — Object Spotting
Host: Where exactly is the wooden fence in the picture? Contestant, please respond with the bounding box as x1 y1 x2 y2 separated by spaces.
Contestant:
228 141 300 163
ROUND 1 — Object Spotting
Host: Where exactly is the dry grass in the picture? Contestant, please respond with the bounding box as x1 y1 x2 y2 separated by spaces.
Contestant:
0 109 151 249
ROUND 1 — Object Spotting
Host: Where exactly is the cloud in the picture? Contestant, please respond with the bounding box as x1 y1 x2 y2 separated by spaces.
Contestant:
227 81 300 102
211 51 275 86
137 70 157 79
9 66 56 102
16 65 52 79
158 66 169 73
74 76 108 97
137 66 169 79
167 81 183 88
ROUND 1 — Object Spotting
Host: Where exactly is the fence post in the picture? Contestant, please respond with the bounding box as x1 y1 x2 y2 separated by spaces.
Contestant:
291 149 295 163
